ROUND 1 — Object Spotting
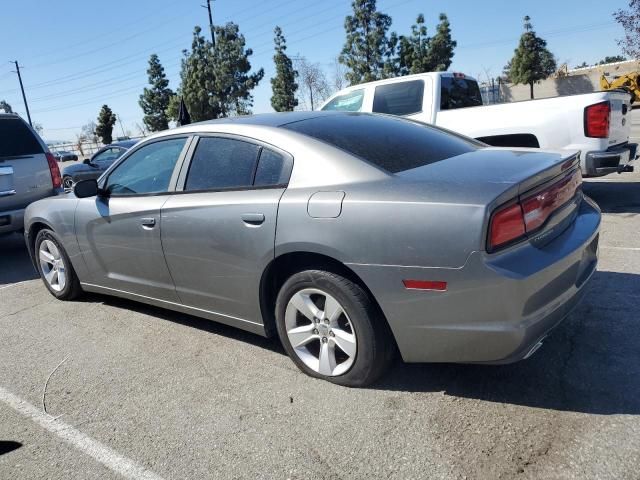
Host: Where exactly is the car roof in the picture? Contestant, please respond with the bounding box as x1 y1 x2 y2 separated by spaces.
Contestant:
187 111 342 128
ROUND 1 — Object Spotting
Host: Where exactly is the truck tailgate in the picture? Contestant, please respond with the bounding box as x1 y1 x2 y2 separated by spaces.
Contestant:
608 92 632 147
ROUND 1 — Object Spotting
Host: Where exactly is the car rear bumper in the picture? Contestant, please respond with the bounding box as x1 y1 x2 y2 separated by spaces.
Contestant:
584 143 637 176
0 208 24 234
347 197 601 364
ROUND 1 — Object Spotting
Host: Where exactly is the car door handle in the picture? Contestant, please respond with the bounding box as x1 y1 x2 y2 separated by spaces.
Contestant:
241 213 265 225
0 189 16 197
140 217 156 228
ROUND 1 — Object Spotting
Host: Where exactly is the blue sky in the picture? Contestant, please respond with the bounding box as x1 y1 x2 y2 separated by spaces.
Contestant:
0 0 629 141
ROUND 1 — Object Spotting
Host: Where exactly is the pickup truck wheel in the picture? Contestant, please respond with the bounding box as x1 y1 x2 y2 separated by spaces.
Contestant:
275 270 393 387
35 229 82 300
62 176 74 190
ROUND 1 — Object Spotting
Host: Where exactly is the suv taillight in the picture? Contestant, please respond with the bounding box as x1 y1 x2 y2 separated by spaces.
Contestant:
584 101 610 138
488 169 582 251
45 152 62 189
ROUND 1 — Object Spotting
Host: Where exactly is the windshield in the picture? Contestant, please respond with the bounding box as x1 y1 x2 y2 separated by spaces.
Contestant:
440 77 483 110
321 89 365 112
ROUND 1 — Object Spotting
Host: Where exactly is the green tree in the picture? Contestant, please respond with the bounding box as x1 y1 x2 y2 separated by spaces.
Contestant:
339 0 393 85
95 105 117 145
507 16 557 99
270 26 298 112
139 54 174 132
614 1 640 59
598 55 627 64
175 25 263 122
398 14 429 75
0 100 12 113
427 13 457 71
575 61 590 69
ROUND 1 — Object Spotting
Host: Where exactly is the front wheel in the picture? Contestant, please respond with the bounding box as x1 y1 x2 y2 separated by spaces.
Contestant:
35 229 82 300
275 270 393 387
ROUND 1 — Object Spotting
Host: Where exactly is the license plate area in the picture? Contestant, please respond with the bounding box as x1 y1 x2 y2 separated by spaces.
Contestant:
0 166 15 195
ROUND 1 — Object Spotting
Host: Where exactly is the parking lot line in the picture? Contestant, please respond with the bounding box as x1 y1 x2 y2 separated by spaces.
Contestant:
0 386 165 480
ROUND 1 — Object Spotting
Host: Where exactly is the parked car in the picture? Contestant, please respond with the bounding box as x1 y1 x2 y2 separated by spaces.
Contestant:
24 112 600 386
61 140 136 190
0 113 62 235
54 150 78 162
321 72 637 177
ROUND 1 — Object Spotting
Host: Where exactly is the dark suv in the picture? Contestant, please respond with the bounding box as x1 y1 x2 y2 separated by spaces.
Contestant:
0 114 62 234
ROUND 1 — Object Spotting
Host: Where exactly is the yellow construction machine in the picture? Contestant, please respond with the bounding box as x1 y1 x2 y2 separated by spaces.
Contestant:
600 71 640 104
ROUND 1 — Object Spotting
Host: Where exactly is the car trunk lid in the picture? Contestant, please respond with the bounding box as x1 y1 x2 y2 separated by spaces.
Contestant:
397 147 583 251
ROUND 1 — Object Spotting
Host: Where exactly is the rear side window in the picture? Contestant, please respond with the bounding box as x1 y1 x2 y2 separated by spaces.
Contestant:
254 149 292 186
185 137 260 191
281 114 478 174
440 77 483 110
321 89 365 112
373 80 424 115
0 117 43 157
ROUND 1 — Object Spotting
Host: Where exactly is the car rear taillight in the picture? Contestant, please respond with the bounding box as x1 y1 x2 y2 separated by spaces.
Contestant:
584 101 610 138
489 203 526 250
488 169 582 251
45 152 62 189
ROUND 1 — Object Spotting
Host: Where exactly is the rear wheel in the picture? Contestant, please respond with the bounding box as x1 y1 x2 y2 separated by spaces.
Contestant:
275 270 393 387
35 229 82 300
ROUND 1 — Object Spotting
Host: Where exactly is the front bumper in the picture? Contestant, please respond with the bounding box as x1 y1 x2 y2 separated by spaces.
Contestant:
348 198 601 364
0 208 25 234
584 143 637 176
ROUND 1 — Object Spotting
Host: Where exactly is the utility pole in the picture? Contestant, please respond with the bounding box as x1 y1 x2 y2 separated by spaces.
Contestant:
11 60 32 126
202 0 215 46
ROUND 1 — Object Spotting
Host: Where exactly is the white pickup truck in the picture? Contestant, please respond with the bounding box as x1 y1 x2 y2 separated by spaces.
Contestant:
320 72 637 177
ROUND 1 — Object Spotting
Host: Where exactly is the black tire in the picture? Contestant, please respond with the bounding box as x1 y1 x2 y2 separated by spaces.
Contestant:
34 229 82 300
275 269 393 387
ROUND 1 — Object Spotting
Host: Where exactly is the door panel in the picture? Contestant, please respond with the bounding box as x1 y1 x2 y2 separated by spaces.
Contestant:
76 195 180 301
161 189 283 323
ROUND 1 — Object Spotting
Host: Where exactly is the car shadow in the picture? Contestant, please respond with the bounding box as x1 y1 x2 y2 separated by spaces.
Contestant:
374 270 640 415
583 180 640 214
0 233 38 287
87 270 639 416
79 293 285 356
0 441 21 456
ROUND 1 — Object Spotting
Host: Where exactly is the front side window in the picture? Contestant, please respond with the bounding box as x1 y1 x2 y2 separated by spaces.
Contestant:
321 89 365 112
373 80 424 115
185 137 260 191
105 138 187 195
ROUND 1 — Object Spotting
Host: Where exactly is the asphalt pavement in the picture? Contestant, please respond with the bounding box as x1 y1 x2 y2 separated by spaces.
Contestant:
0 150 639 479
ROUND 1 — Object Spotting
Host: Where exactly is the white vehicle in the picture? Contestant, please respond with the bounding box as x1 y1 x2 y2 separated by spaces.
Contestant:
321 72 637 177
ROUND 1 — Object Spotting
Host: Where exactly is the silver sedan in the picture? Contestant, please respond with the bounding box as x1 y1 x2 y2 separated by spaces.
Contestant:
24 112 600 387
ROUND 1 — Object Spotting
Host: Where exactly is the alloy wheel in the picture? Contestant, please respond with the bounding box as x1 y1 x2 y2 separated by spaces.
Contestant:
39 239 67 292
285 288 357 376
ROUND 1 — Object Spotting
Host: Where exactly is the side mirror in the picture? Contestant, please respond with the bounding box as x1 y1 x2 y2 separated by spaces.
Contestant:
74 179 99 198
83 159 91 165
